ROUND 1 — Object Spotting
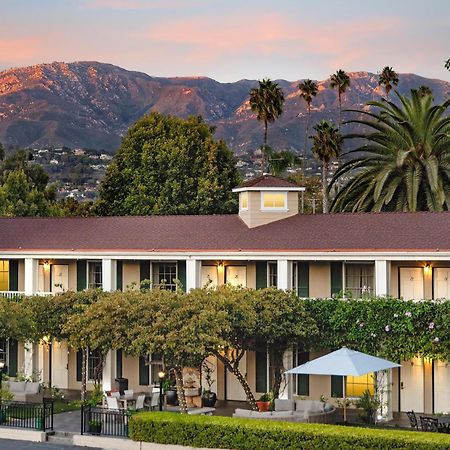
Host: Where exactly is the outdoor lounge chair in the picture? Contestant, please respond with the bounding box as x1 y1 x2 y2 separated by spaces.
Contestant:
420 416 439 432
106 396 121 410
406 411 419 430
135 394 145 410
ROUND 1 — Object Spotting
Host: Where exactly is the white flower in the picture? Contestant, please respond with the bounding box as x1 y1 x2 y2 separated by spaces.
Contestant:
405 311 412 318
434 337 440 343
385 325 391 332
393 313 399 318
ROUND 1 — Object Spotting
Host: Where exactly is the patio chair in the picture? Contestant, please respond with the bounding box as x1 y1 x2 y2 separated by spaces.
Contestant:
106 396 121 410
135 394 145 410
145 391 160 411
406 411 419 430
420 416 439 432
124 389 134 397
110 391 120 398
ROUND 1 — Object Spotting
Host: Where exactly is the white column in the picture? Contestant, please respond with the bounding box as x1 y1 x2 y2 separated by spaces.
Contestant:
186 259 201 291
279 349 294 399
375 260 390 296
277 260 292 291
24 258 38 296
102 259 117 292
102 350 116 392
23 342 34 378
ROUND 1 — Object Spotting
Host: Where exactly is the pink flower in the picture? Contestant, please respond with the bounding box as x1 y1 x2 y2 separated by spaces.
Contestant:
429 322 435 330
405 311 412 317
385 325 391 332
359 322 365 328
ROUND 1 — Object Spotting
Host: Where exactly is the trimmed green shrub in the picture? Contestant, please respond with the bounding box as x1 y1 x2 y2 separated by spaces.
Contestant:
129 412 450 449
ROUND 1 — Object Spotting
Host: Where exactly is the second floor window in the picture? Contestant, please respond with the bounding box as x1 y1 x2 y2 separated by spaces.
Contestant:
261 192 286 210
88 262 102 289
0 260 9 291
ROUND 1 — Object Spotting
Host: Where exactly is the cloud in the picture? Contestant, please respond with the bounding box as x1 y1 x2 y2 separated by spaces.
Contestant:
75 0 207 9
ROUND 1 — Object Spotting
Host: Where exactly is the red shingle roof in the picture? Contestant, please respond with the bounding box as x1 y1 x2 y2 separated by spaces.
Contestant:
0 212 449 253
236 175 300 189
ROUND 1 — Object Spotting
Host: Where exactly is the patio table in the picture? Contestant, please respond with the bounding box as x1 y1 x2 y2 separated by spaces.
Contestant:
117 393 140 410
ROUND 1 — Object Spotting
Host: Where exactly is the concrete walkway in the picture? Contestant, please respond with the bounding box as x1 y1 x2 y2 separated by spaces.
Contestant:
53 410 82 433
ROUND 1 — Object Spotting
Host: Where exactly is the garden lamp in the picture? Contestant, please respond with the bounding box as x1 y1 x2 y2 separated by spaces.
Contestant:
158 370 165 412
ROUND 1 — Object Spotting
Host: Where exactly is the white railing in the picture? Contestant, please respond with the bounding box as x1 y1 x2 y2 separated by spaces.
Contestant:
36 292 55 297
0 291 25 299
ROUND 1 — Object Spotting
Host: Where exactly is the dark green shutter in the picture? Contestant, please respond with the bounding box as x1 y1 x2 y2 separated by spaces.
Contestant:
255 351 267 393
116 261 123 291
298 263 309 297
177 261 186 292
76 349 83 381
296 352 309 395
139 261 150 282
331 375 344 397
8 340 18 377
8 260 19 291
139 356 149 385
116 350 123 379
330 262 343 295
77 261 87 291
256 261 267 290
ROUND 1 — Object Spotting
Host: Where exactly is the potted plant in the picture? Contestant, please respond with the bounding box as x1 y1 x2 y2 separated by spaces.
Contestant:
256 393 272 412
163 377 178 406
88 419 102 435
355 390 380 424
201 361 217 408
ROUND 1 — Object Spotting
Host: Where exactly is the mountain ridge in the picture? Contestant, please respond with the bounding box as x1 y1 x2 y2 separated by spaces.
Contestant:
0 61 449 153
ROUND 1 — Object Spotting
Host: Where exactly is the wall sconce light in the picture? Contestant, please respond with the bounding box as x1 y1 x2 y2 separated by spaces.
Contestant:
43 260 50 270
217 261 224 272
424 263 431 274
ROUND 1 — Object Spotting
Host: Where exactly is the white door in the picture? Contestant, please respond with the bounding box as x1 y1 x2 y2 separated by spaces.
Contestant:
52 341 69 389
226 352 247 401
226 266 247 287
434 268 450 299
201 266 218 288
51 265 69 292
38 265 45 292
400 358 424 412
399 268 424 301
434 361 450 414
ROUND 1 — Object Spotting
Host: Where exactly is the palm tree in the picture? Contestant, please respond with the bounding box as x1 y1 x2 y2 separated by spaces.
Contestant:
417 85 433 99
264 146 299 176
249 79 285 172
298 79 318 177
378 66 399 101
310 120 343 213
330 90 450 212
445 58 450 71
329 70 350 128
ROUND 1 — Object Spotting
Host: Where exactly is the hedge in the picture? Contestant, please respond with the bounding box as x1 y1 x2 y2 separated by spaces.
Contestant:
129 412 450 450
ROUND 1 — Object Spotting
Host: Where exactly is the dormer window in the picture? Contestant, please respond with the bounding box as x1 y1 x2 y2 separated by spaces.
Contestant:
240 191 248 211
261 192 287 211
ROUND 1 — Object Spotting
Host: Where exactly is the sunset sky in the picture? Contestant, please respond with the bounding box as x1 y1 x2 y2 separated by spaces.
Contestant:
1 0 449 82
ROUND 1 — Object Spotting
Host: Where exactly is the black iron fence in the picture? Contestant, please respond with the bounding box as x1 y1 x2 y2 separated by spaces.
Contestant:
81 405 129 437
0 399 53 431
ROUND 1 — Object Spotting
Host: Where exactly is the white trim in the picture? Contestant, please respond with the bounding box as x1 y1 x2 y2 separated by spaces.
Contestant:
260 191 288 211
233 186 305 193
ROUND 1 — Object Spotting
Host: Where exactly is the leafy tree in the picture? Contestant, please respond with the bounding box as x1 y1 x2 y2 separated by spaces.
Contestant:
58 198 94 217
310 121 343 213
417 85 433 99
330 90 450 212
378 66 399 101
249 79 285 172
329 70 350 128
95 113 240 216
0 142 4 161
298 79 318 176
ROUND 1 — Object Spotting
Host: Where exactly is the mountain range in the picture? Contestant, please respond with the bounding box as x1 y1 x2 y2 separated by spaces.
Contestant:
0 61 449 154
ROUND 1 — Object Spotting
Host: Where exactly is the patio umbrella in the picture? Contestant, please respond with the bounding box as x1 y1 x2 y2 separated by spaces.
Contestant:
285 347 400 422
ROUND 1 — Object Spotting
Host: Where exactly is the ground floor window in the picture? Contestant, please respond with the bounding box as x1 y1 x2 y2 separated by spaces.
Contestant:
345 263 374 298
88 262 102 289
255 350 268 393
88 349 102 381
0 260 9 291
295 351 309 396
346 373 375 397
267 262 277 287
153 263 177 291
0 338 7 365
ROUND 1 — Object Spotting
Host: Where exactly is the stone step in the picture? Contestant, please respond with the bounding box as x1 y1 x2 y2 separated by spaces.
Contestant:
47 431 74 445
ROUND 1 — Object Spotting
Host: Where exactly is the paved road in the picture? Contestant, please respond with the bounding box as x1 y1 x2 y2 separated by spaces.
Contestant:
0 439 100 449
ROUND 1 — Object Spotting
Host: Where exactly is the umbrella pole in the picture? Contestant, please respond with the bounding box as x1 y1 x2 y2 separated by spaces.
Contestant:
343 375 347 423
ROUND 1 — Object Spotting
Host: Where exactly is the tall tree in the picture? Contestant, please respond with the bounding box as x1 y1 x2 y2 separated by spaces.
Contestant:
417 85 433 99
95 112 241 216
310 121 343 213
249 79 285 173
330 90 450 212
298 79 318 177
264 146 298 177
329 70 350 128
378 66 399 101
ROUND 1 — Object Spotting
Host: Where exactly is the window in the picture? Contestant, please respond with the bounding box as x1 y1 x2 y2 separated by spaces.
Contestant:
240 192 248 210
0 339 7 365
88 262 102 289
268 262 277 287
0 260 9 291
295 351 309 396
346 373 374 397
153 263 177 291
255 351 268 393
88 349 102 381
261 192 286 210
345 263 374 298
